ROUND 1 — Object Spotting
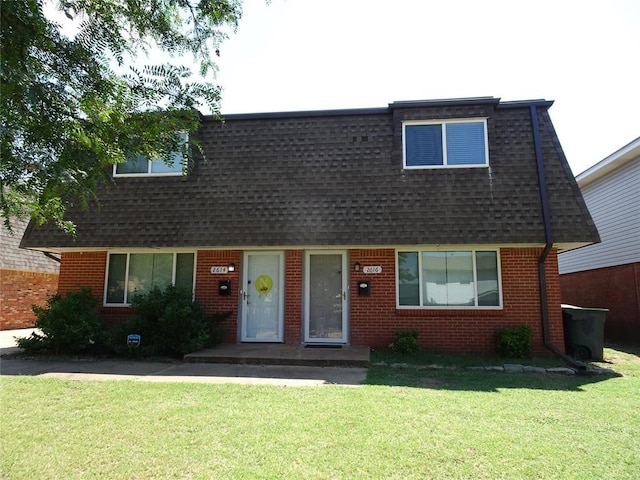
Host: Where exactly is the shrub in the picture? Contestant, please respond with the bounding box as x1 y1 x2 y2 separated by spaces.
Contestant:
389 329 420 355
16 288 106 354
108 285 228 358
496 325 533 358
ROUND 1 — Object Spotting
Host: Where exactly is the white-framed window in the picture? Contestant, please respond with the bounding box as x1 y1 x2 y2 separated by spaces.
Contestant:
403 119 488 169
397 249 502 308
104 252 195 305
113 132 188 176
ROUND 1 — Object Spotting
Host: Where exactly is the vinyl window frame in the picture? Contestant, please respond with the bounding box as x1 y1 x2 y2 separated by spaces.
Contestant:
402 118 489 169
103 251 196 306
112 132 189 177
396 248 503 309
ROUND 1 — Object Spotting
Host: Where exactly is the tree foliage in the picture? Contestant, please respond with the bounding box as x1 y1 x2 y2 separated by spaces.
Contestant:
0 0 242 233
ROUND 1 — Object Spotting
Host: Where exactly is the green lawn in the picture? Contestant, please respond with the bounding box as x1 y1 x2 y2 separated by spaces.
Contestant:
1 347 639 479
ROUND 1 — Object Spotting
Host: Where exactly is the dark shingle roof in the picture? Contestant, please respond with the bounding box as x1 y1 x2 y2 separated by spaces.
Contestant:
21 97 599 251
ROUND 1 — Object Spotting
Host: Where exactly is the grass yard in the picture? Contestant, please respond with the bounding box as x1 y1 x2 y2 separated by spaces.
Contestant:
1 346 639 479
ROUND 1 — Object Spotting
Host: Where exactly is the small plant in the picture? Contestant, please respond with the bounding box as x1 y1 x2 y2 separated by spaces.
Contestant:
16 287 106 354
108 285 229 358
389 329 420 355
495 325 533 358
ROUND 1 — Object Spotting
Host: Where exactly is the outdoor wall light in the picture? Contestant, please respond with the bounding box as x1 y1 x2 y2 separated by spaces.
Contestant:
228 262 235 272
354 262 361 271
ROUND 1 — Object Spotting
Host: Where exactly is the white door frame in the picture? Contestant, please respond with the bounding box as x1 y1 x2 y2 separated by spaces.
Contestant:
241 251 285 342
304 250 348 344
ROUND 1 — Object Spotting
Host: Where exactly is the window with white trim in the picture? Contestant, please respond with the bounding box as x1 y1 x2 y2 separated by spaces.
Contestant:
397 250 501 307
403 119 488 168
113 133 188 176
105 252 195 305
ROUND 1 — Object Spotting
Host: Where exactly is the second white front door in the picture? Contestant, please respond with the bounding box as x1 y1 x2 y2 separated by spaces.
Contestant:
304 251 348 343
241 252 284 342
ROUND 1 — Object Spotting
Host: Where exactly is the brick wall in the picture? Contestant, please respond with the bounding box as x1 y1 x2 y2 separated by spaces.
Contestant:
54 247 565 355
284 250 303 344
194 250 241 343
57 251 129 328
560 262 640 344
0 269 59 330
349 247 564 355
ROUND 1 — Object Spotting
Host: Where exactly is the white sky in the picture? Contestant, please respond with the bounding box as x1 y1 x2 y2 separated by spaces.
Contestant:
214 0 640 175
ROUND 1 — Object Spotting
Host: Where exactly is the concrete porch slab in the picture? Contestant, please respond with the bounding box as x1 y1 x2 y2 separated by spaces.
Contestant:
184 344 370 367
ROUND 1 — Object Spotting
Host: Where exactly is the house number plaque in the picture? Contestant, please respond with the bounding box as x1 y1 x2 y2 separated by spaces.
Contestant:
362 266 382 274
210 266 229 274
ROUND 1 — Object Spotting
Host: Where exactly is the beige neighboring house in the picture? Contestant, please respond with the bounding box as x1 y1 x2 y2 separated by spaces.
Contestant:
1 218 60 330
558 137 640 344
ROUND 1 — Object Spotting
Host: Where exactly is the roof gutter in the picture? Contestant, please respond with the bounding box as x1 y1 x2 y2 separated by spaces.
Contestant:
530 105 586 371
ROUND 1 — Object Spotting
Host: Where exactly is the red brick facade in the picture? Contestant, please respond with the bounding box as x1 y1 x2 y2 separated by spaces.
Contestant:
57 247 564 355
560 262 640 344
0 269 59 330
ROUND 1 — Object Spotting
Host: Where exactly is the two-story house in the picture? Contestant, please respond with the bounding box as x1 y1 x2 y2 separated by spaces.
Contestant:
20 97 599 355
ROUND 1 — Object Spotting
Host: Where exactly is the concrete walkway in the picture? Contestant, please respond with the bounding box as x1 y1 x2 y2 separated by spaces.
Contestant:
0 328 37 354
0 329 367 387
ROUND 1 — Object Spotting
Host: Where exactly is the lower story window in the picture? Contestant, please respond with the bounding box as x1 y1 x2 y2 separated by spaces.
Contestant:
105 252 195 305
398 250 501 307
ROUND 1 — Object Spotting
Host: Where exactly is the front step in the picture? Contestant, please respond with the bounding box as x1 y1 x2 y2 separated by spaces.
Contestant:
184 343 370 367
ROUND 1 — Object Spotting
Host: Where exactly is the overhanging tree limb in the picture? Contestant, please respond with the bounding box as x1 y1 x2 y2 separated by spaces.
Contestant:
1 0 242 234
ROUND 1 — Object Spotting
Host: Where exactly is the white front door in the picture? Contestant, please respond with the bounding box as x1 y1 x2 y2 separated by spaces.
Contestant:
241 252 284 342
304 251 348 343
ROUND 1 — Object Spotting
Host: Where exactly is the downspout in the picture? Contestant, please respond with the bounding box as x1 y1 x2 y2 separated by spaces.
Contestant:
530 105 586 370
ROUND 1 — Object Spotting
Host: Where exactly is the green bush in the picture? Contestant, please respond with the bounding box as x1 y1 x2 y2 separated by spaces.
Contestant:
108 285 228 358
496 325 533 358
16 287 106 354
389 329 420 355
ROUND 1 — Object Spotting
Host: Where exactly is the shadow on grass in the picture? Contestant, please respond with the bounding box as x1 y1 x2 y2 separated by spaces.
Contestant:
364 349 624 392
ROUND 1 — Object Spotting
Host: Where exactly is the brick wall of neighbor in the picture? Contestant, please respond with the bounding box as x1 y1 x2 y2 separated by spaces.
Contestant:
0 269 59 330
560 262 640 345
1 219 60 330
56 247 564 355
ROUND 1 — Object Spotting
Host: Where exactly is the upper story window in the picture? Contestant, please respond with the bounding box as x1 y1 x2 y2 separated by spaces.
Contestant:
113 133 188 176
403 119 488 169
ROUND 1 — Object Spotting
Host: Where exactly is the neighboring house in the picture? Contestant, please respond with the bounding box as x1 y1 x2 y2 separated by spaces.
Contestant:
1 218 59 330
21 97 599 355
558 137 640 344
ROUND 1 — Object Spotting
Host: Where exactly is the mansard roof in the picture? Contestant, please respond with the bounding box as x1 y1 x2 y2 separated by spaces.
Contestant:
21 97 599 251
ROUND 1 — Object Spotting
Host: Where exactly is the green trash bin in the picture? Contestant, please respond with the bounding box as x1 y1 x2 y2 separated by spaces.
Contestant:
562 304 608 361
